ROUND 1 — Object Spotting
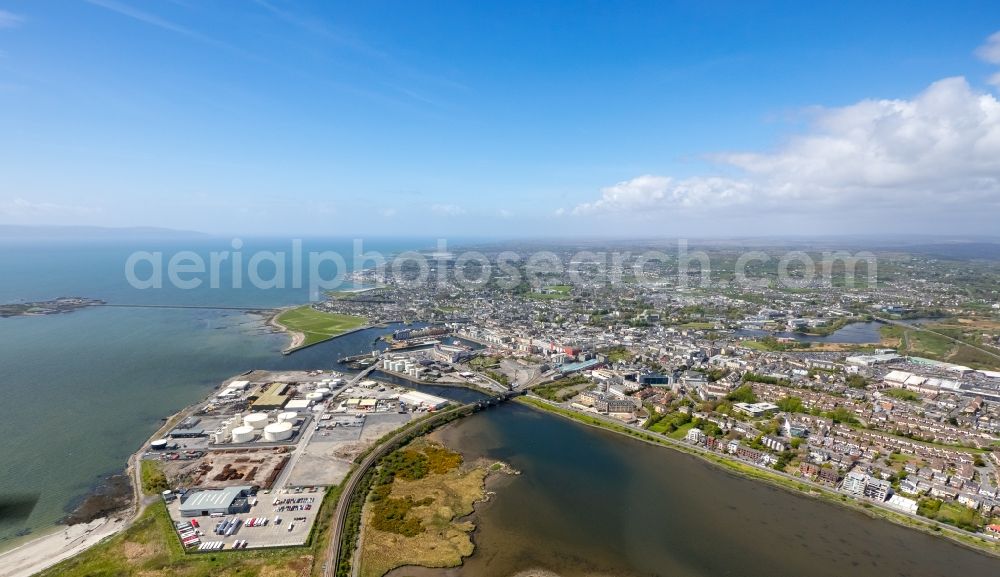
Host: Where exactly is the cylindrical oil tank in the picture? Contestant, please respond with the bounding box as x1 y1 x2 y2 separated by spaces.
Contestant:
315 387 331 396
305 392 324 402
151 439 169 450
243 412 269 429
231 425 256 443
277 411 298 423
263 421 294 442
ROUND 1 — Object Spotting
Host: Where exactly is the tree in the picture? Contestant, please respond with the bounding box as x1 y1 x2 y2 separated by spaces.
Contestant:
824 407 859 424
846 374 868 389
776 396 804 413
727 384 758 404
701 420 723 437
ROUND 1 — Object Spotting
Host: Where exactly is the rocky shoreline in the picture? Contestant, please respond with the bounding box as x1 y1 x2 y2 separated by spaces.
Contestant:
60 473 133 526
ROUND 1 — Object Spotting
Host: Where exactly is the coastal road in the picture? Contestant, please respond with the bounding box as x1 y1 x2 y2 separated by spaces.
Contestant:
320 402 477 577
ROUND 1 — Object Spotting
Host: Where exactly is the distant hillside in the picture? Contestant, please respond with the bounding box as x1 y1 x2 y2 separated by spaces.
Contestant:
897 242 1000 261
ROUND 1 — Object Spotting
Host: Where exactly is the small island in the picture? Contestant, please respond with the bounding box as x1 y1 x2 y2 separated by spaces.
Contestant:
0 297 105 318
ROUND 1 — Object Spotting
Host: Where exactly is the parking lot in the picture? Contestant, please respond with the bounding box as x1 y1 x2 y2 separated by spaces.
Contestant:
285 412 411 486
166 486 323 550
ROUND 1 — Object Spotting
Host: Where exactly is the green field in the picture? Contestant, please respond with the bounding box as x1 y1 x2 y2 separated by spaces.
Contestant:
881 323 1000 370
275 305 367 349
664 421 695 439
884 388 920 402
908 330 953 357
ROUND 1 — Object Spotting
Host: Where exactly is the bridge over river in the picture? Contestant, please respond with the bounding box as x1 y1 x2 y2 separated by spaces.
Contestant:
321 387 521 577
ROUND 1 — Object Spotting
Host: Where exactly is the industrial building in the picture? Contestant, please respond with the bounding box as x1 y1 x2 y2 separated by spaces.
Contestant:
399 390 449 410
251 383 291 411
432 343 473 364
168 427 206 439
178 486 253 517
285 398 313 411
169 416 206 438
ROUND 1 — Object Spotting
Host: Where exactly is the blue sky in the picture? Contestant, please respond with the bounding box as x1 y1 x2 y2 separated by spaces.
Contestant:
1 1 1000 237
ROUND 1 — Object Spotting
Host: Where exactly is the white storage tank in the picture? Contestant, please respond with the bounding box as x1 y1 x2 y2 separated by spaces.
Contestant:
305 392 325 402
244 412 269 429
231 425 256 443
263 421 294 442
151 439 169 450
315 387 331 396
277 411 298 423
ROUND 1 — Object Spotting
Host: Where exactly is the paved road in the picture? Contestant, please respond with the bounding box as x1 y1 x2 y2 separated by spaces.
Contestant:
275 365 381 491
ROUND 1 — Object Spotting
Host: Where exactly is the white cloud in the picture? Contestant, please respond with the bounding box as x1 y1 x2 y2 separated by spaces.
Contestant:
572 175 754 215
721 77 1000 198
976 30 1000 64
0 10 24 29
498 208 513 218
572 76 1000 218
0 198 103 217
430 203 465 217
379 207 398 218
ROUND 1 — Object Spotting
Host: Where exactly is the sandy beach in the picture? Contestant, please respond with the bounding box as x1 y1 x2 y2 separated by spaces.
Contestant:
0 517 124 577
266 307 304 353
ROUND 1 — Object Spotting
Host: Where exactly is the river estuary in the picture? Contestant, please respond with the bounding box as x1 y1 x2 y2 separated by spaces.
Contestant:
385 401 999 577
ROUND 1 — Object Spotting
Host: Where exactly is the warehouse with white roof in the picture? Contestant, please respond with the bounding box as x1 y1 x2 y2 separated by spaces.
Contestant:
178 486 253 517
